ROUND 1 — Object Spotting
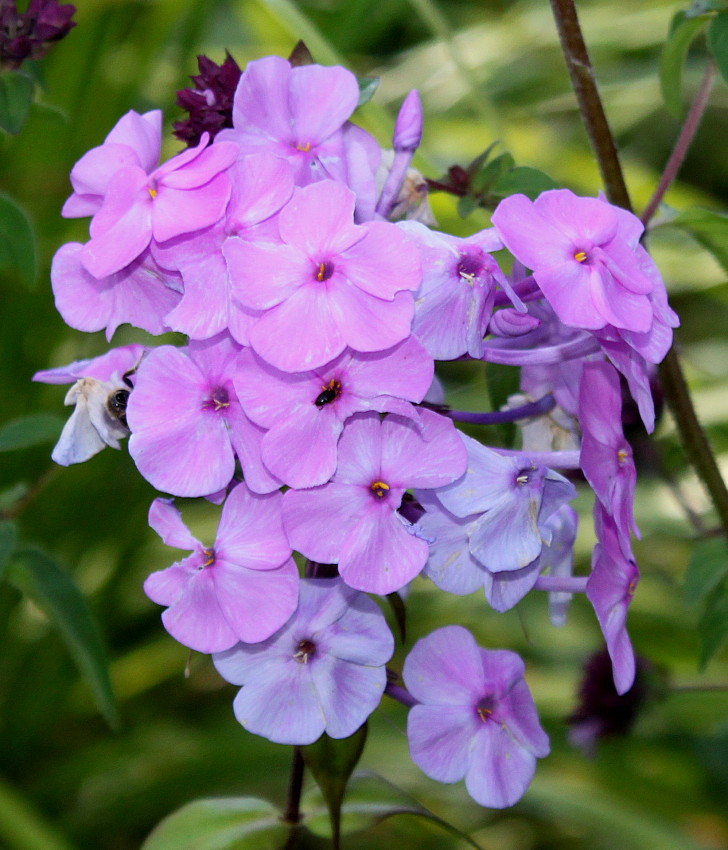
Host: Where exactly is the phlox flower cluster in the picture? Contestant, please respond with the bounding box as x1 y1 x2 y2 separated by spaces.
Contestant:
36 51 678 810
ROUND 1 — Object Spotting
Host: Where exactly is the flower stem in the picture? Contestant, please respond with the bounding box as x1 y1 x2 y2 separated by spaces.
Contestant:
385 681 418 708
549 0 728 541
446 393 555 425
641 60 716 227
282 746 305 825
534 575 588 594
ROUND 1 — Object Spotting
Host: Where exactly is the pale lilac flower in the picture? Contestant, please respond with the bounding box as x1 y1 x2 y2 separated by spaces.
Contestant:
403 625 549 808
435 433 576 573
51 243 182 340
224 180 421 372
127 334 279 498
213 578 393 744
492 189 656 333
579 360 638 550
32 344 144 385
586 506 639 695
144 484 297 653
283 410 467 595
233 336 433 488
62 109 162 218
80 134 239 280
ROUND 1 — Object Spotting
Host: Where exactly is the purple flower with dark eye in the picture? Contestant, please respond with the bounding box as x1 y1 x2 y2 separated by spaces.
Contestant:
492 189 656 333
144 484 298 653
283 410 467 595
403 625 549 809
213 578 394 744
127 334 279 498
224 180 421 372
233 336 433 488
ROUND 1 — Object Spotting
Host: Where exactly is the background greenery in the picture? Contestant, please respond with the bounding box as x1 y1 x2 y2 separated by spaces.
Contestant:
1 0 728 847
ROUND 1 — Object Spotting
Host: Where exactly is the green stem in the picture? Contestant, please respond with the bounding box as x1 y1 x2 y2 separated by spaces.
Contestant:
548 0 728 540
282 746 305 825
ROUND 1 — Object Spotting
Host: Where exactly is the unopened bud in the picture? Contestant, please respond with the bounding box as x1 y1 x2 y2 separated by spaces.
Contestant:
393 90 423 153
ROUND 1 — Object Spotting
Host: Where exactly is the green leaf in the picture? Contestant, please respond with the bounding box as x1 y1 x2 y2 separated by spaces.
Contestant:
661 208 728 274
484 361 521 448
4 547 119 729
659 14 709 117
302 726 368 850
456 195 478 218
141 797 291 850
686 1 728 19
0 413 64 452
684 538 728 606
0 520 16 581
708 11 728 82
356 75 379 107
0 193 38 289
0 71 34 134
698 582 728 668
491 166 559 199
303 772 485 849
470 152 514 194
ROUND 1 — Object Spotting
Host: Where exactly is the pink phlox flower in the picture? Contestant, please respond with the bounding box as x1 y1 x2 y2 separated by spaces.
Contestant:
283 410 467 595
586 505 639 695
62 109 162 218
400 222 515 360
233 336 433 488
435 433 576 573
32 344 145 385
51 243 182 341
224 180 421 372
143 484 298 654
403 625 549 808
578 360 639 552
212 577 394 744
127 333 280 498
79 132 239 280
492 189 657 333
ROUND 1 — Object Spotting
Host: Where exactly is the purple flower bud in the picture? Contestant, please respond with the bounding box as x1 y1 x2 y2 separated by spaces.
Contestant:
1 0 76 70
392 90 423 153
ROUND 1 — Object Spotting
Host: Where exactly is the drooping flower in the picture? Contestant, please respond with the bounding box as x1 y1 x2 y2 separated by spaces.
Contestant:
213 577 393 744
144 484 298 653
224 180 421 372
233 336 433 488
283 410 467 595
403 625 549 808
492 189 657 333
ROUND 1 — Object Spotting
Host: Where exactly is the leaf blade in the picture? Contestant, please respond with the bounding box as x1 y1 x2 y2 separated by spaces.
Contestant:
659 15 709 117
0 193 38 289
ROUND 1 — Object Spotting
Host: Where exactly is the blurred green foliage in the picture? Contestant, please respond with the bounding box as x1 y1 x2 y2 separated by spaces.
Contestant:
1 0 728 848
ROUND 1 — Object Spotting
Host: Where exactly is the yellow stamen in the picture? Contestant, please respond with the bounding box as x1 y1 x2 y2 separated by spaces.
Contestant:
148 188 158 199
627 579 637 596
370 481 390 499
617 448 629 464
296 141 311 152
316 262 327 282
202 548 215 567
574 251 587 262
477 706 493 722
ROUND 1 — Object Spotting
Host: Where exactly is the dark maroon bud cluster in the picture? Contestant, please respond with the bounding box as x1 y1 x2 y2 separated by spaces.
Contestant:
0 0 75 71
173 51 242 147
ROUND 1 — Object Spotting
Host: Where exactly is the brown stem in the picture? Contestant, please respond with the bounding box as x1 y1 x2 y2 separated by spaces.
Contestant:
641 60 716 226
549 0 728 540
282 746 305 825
548 0 631 210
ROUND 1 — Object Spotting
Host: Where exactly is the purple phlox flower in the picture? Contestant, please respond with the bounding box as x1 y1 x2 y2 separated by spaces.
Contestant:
62 109 162 219
400 221 522 360
403 625 549 809
51 243 182 340
174 51 242 147
151 152 295 341
414 491 541 613
34 345 144 465
224 180 421 372
213 577 393 744
586 505 639 695
0 0 75 71
540 505 578 626
233 336 433 488
491 189 656 333
79 133 239 280
579 360 638 550
504 392 580 454
283 410 467 595
218 55 361 187
127 333 280 498
435 432 576 573
144 484 297 653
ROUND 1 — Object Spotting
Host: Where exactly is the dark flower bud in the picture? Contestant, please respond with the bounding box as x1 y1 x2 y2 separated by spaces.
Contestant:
173 51 242 147
1 0 76 71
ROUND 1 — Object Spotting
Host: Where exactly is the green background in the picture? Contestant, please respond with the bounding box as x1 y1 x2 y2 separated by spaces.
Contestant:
1 0 728 847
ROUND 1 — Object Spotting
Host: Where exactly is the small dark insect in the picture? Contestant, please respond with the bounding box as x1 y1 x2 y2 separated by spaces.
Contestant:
314 379 342 408
107 389 130 428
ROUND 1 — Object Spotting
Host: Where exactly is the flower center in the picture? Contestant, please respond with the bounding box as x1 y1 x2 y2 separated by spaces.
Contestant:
201 548 215 568
203 386 230 412
574 250 588 263
314 379 342 407
315 261 334 282
148 185 158 200
476 697 496 723
457 252 484 284
296 141 312 152
617 448 629 464
370 480 390 499
516 471 530 486
293 638 316 664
